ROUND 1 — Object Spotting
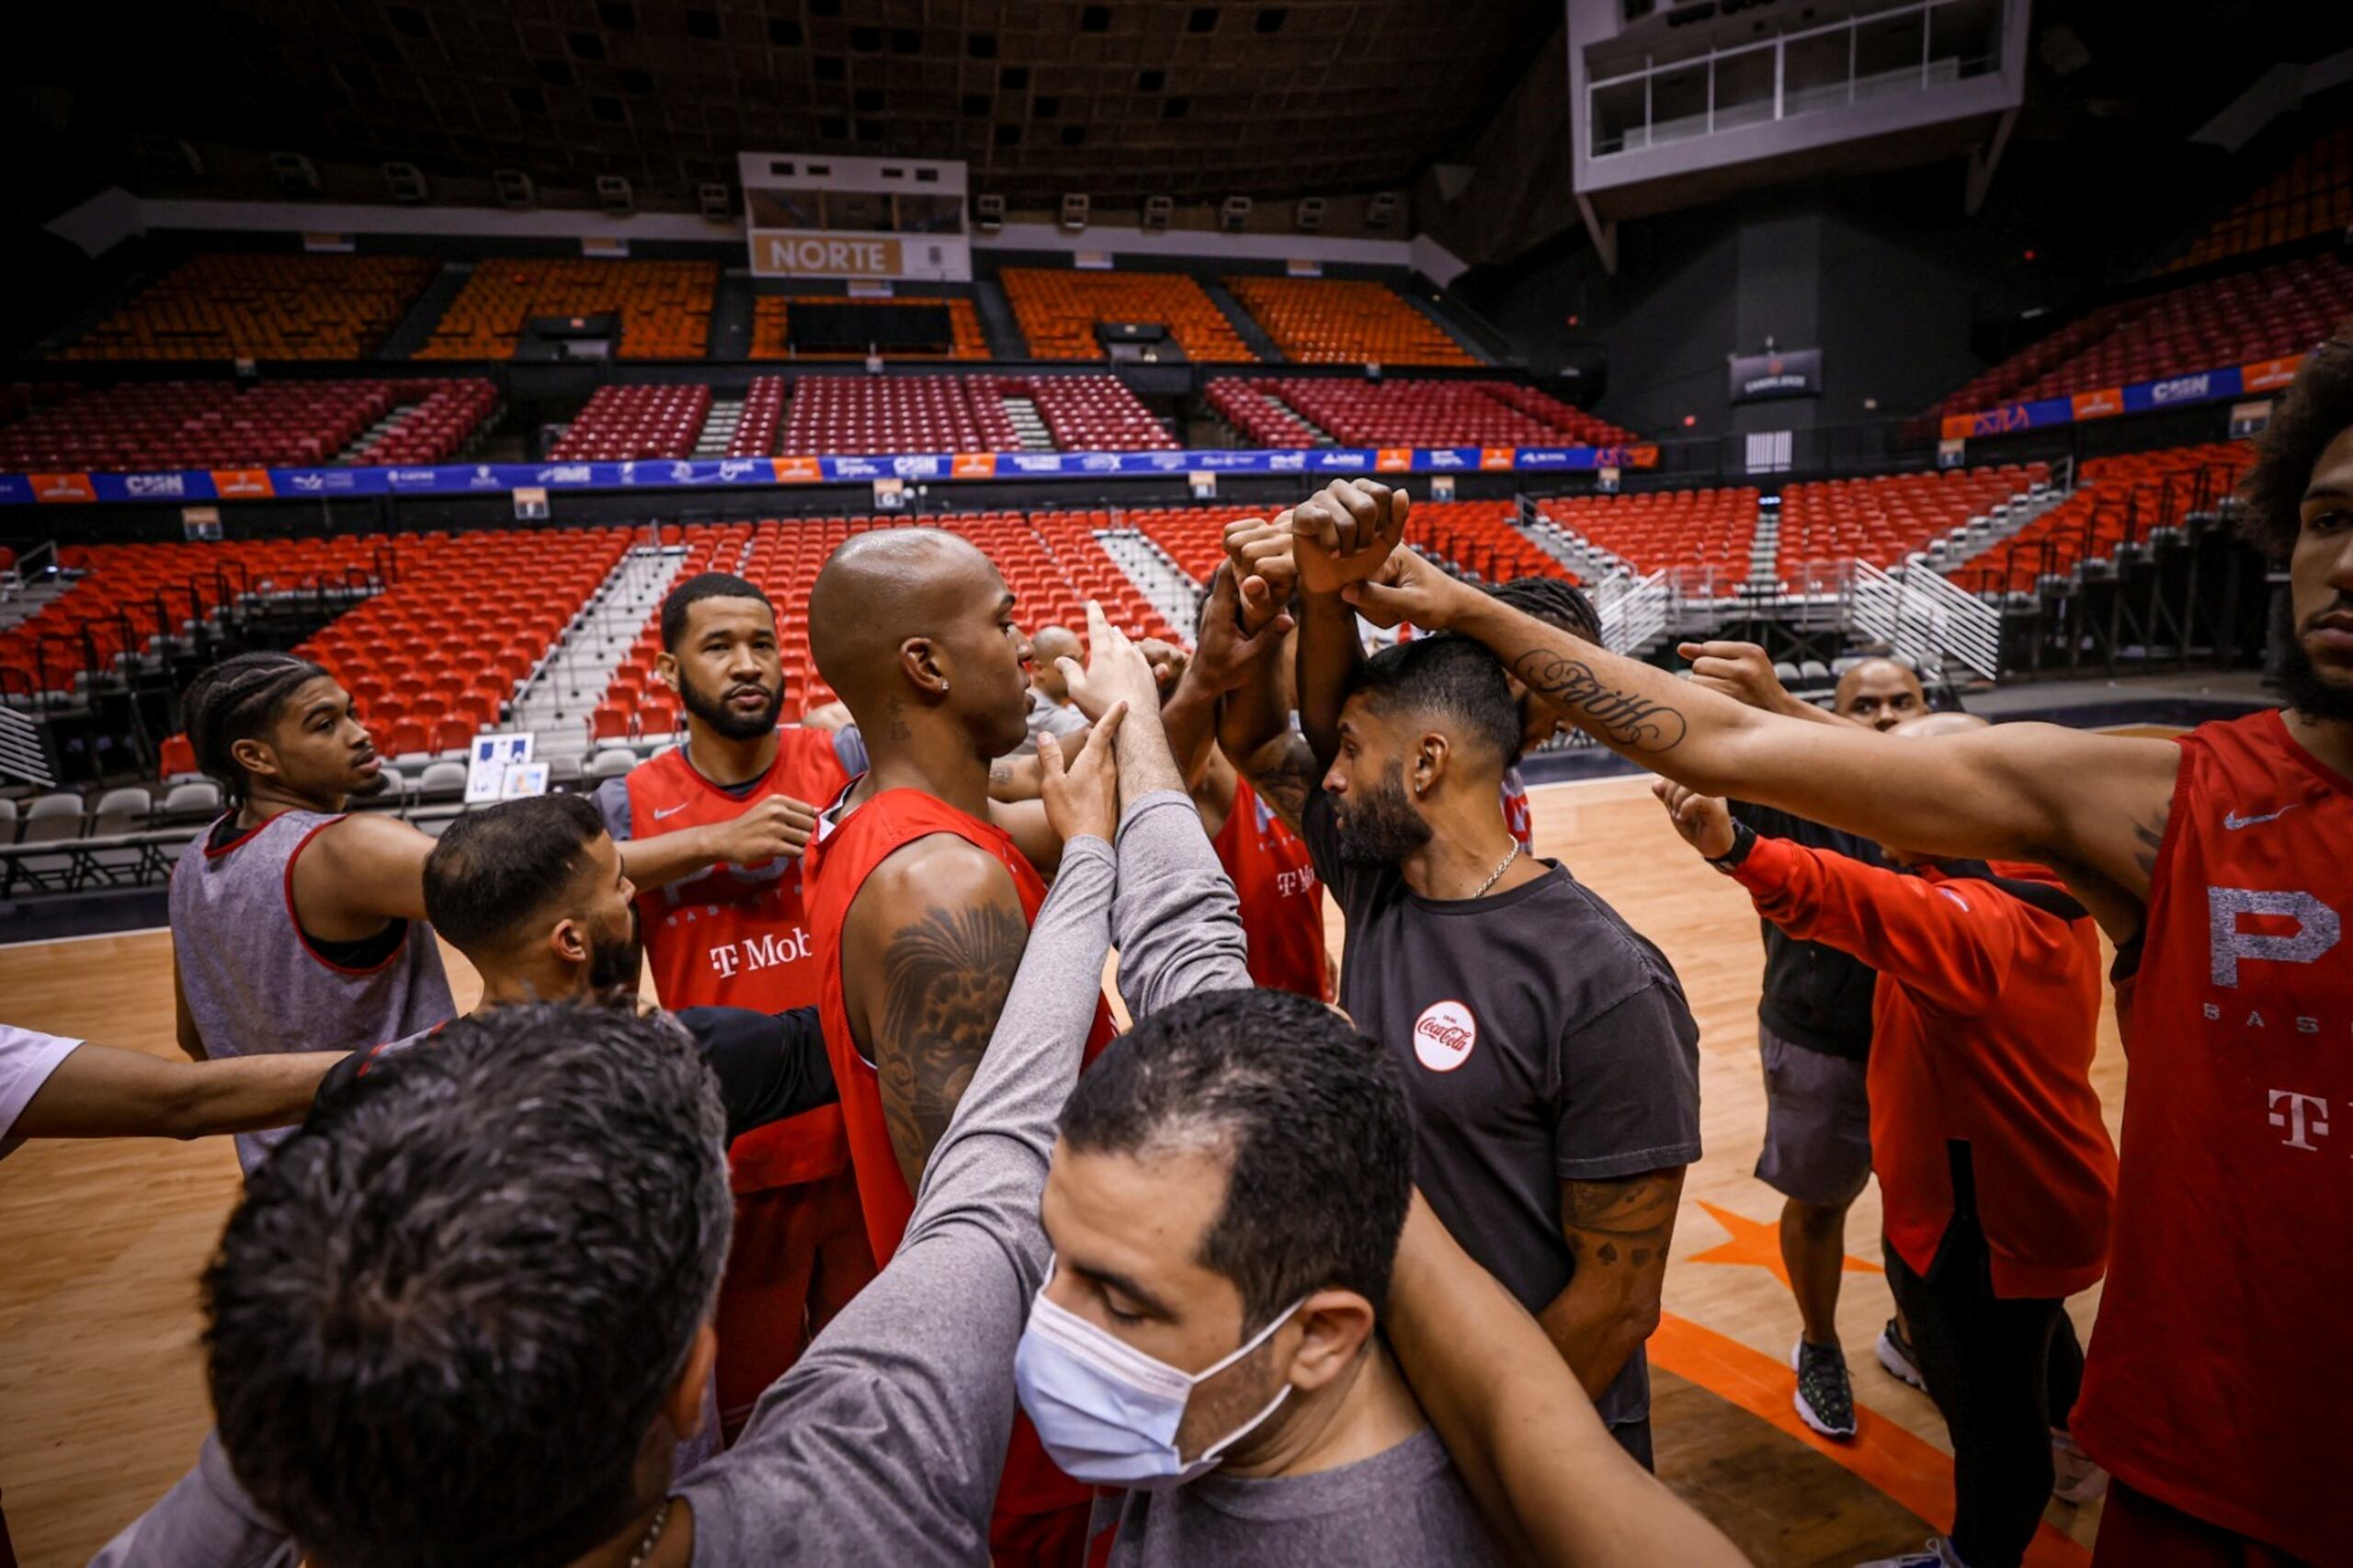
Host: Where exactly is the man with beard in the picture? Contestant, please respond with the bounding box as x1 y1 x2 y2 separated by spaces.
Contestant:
1320 334 2353 1567
169 651 460 1176
593 571 881 1441
1219 480 1703 1467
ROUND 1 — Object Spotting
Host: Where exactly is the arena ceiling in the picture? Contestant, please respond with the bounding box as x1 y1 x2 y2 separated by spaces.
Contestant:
17 0 1561 211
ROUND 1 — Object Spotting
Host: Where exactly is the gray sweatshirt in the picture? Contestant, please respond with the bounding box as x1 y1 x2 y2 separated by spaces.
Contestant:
93 790 1247 1568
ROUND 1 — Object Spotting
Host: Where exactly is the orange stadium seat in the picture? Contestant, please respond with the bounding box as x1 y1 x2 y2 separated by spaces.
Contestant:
1539 487 1764 577
1943 444 2246 595
2166 122 2353 274
1223 276 1479 366
414 259 715 360
1000 269 1254 362
62 254 438 362
1775 464 2050 580
748 295 990 359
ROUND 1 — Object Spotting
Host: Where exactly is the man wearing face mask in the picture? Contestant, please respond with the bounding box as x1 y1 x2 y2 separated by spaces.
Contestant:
1220 480 1703 1469
1020 986 1499 1563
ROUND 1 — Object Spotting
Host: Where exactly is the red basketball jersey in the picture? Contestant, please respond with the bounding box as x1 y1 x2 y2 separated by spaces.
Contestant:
2074 709 2350 1563
808 786 1114 1525
625 732 853 1192
1211 776 1330 1001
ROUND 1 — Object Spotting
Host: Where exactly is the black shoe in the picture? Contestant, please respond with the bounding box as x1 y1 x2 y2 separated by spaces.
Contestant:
1877 1317 1927 1392
1792 1337 1858 1439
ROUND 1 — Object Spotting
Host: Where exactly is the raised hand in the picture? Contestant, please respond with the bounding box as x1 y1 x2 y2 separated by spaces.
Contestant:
1650 778 1735 860
1222 514 1301 631
1290 479 1409 595
1134 636 1190 700
1190 562 1296 695
1337 547 1479 631
1060 599 1163 722
710 794 819 865
1038 703 1127 846
1677 641 1800 716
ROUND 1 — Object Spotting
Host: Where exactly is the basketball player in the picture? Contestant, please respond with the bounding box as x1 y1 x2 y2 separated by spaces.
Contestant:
1325 338 2353 1567
1221 480 1704 1469
592 570 879 1440
169 648 806 1176
169 651 459 1173
1654 714 2114 1568
802 529 1131 1565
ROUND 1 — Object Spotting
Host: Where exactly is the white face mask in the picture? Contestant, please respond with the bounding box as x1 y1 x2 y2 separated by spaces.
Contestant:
1014 1267 1304 1492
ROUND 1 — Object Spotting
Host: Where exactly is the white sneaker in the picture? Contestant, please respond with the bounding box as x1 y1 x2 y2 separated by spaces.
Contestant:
2052 1429 2109 1504
1855 1539 1966 1568
1877 1317 1927 1391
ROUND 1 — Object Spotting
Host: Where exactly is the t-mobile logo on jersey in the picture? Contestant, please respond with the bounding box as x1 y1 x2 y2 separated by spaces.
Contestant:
708 926 814 979
2267 1089 2331 1153
2209 888 2340 987
1276 866 1319 899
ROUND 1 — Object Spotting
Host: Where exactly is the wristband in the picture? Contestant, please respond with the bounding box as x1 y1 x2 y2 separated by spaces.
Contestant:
1706 818 1758 875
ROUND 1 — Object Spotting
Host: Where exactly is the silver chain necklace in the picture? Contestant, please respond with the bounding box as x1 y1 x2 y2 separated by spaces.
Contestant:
1472 840 1522 899
625 1500 672 1568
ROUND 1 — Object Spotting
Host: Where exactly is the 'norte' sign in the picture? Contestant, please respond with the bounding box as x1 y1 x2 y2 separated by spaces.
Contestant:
755 233 907 278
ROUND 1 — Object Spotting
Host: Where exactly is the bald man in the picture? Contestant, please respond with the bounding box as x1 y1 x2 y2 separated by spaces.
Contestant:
1653 713 2115 1568
1014 625 1092 759
1837 657 1930 732
801 528 1120 1565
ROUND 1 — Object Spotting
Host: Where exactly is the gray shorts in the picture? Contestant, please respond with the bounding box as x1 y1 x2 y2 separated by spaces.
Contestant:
1753 1026 1873 1209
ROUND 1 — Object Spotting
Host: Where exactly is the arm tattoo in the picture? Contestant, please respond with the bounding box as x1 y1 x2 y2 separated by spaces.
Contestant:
872 900 1028 1190
2129 800 2171 880
1560 1170 1684 1270
1508 650 1688 754
1250 734 1318 834
989 759 1013 789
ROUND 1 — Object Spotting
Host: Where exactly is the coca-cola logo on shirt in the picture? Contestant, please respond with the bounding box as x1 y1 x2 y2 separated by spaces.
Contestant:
1412 999 1478 1073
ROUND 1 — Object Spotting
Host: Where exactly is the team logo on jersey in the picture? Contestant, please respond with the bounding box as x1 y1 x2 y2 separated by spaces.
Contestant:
2209 887 2340 987
1413 999 1478 1073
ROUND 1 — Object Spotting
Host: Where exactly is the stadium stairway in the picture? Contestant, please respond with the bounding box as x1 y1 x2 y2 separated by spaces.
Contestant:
1002 392 1055 451
510 547 684 776
695 396 746 456
1201 279 1287 364
972 278 1030 359
1260 388 1339 444
381 263 471 360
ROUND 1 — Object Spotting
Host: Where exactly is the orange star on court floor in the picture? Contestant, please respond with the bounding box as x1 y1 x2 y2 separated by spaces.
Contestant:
1688 1199 1883 1289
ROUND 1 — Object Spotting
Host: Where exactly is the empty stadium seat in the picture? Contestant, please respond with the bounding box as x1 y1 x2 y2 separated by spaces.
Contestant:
551 383 715 461
415 259 716 360
1000 269 1254 362
1223 276 1479 365
63 254 438 362
1207 376 1633 448
1539 488 1764 576
779 376 1018 454
0 378 495 471
1943 443 2246 595
2165 121 2353 274
1776 464 2050 580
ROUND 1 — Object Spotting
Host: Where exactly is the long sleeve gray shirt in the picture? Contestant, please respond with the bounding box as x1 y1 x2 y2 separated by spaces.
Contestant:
94 790 1246 1568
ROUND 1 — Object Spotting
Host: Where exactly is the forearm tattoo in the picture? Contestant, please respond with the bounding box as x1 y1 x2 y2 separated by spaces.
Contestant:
1509 649 1688 754
1561 1170 1684 1270
1252 735 1318 833
873 901 1027 1189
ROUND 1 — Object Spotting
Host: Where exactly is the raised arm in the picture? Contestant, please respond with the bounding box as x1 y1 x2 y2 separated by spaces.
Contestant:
1386 1194 1747 1568
1346 549 2179 914
11 1040 347 1142
617 796 821 892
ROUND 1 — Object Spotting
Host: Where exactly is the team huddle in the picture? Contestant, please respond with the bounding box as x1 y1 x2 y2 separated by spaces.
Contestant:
3 335 2348 1567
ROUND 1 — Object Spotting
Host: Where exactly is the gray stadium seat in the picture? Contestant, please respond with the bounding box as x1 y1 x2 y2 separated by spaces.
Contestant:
1832 654 1864 676
0 797 17 845
1772 660 1802 685
6 792 85 894
413 762 469 803
1798 659 1832 684
587 748 637 781
159 780 223 824
83 787 160 886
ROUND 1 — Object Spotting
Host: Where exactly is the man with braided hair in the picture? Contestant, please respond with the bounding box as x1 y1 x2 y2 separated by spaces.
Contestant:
168 650 790 1175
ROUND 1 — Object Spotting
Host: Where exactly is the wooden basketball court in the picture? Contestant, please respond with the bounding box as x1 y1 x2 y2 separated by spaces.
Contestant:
0 775 2125 1566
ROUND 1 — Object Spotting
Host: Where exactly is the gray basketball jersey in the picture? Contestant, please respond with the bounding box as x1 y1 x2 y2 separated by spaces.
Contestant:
168 810 455 1174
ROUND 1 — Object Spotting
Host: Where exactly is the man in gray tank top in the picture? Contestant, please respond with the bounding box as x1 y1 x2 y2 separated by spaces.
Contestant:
168 653 458 1174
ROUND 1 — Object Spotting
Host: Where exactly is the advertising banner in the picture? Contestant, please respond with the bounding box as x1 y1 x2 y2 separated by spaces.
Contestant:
1729 348 1822 403
1942 354 2302 441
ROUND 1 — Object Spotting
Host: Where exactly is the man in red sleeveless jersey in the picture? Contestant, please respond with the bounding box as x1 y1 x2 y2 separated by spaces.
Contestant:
594 572 879 1442
802 528 1134 1566
1320 335 2353 1567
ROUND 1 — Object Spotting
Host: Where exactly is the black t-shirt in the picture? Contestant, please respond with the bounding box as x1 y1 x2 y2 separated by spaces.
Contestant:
1728 801 1881 1060
1302 790 1702 1431
312 1005 835 1142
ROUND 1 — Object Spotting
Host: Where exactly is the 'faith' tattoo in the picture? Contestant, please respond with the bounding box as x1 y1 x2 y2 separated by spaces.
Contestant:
1509 651 1688 754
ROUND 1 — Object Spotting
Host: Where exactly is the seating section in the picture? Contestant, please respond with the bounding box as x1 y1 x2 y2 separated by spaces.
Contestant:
1776 464 2048 577
1935 252 2353 416
0 378 494 471
781 376 1017 454
1540 488 1762 576
1944 444 2246 595
63 254 438 362
591 514 1178 735
551 384 715 461
1224 277 1479 365
1406 500 1583 586
415 259 715 359
299 529 629 760
749 295 990 358
731 376 787 458
2166 121 2353 274
1017 375 1176 451
1210 377 1634 448
1000 269 1254 362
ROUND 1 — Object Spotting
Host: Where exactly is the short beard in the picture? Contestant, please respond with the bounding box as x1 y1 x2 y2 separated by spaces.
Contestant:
587 917 644 992
347 768 392 800
680 673 783 742
2279 632 2353 723
1331 763 1433 866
